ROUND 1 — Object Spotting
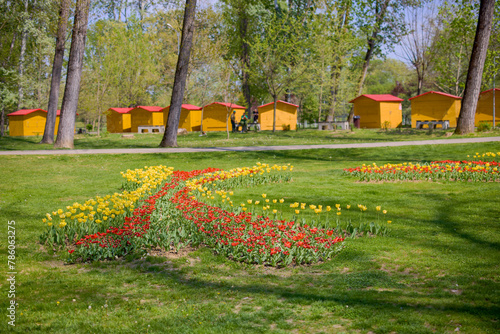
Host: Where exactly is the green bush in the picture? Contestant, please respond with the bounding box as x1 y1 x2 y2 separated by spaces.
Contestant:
477 121 492 132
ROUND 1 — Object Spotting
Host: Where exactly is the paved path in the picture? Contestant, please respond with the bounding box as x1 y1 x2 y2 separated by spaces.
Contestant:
1 137 499 156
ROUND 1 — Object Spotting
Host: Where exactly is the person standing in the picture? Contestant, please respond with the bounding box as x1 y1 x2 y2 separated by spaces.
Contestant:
253 109 260 131
230 111 237 132
240 113 248 133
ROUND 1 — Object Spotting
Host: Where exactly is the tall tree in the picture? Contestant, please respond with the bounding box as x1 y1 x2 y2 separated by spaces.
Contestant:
399 2 438 96
160 0 197 147
220 0 268 115
40 0 70 144
54 0 91 149
429 1 478 96
17 0 29 109
455 0 495 135
348 0 408 122
250 13 306 132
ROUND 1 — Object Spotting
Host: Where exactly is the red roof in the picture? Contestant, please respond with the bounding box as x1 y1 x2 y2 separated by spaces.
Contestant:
349 94 404 103
409 91 461 100
109 107 133 114
204 102 246 109
163 104 202 111
8 108 46 116
258 100 299 108
134 106 164 112
480 88 500 95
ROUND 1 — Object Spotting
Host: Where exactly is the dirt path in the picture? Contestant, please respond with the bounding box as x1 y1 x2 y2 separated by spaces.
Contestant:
1 136 499 156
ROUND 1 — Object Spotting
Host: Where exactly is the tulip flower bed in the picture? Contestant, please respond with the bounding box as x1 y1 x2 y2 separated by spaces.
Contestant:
39 165 174 246
41 162 391 266
344 152 500 182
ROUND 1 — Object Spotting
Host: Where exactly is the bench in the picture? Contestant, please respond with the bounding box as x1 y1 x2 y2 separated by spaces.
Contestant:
317 121 349 130
137 125 165 133
416 120 450 130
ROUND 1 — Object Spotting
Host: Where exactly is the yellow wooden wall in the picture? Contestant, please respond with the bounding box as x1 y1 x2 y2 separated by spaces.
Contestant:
163 107 202 132
258 102 297 131
475 89 500 126
202 104 245 132
107 111 131 133
352 97 402 128
8 111 60 136
130 108 164 133
379 102 402 128
8 116 25 136
352 97 381 128
410 95 460 128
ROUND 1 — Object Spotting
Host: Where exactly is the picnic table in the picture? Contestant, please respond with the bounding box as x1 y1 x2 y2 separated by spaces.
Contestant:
415 120 449 130
137 125 165 133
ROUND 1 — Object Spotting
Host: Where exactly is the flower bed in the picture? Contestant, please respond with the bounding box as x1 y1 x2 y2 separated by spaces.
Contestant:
41 163 391 267
344 153 500 182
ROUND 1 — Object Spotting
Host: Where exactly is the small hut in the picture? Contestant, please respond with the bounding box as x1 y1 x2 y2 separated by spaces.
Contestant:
349 94 403 129
7 109 60 136
162 104 202 132
106 107 132 133
129 106 164 133
475 88 500 126
201 102 246 132
257 100 298 131
409 91 461 128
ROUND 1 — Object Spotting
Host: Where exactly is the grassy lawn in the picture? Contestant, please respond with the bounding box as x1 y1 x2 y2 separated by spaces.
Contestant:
1 142 499 333
1 128 500 151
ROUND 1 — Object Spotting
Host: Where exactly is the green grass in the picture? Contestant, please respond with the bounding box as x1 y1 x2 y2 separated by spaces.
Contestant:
1 142 499 333
1 128 499 151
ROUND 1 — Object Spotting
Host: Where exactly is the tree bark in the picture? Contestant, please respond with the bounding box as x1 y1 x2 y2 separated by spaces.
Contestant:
54 0 90 149
40 0 70 144
160 0 197 147
241 15 252 115
1 108 5 137
349 0 389 123
327 2 351 123
327 65 342 122
17 0 29 109
273 97 277 132
455 0 494 135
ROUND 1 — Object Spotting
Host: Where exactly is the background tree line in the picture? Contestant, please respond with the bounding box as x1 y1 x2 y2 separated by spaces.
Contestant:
1 0 498 136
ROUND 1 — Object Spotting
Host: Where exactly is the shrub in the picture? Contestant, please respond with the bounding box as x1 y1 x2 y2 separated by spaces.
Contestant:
382 121 391 131
477 121 492 132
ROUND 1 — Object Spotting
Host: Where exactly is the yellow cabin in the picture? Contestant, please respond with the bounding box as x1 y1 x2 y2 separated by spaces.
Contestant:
106 107 132 133
201 102 246 132
129 106 164 133
162 104 202 132
476 88 500 126
409 91 461 128
7 109 60 136
349 94 403 129
257 100 298 131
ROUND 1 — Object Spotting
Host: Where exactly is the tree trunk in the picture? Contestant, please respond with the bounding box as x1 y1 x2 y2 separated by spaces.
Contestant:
1 108 5 136
160 0 197 147
54 0 90 149
455 0 494 135
200 107 205 133
349 0 389 123
40 0 70 144
97 112 101 137
241 15 252 114
327 64 342 122
17 0 29 109
273 97 277 132
3 32 16 67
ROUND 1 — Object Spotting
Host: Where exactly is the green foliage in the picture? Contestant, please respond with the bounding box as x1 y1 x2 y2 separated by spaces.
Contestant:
477 121 493 132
